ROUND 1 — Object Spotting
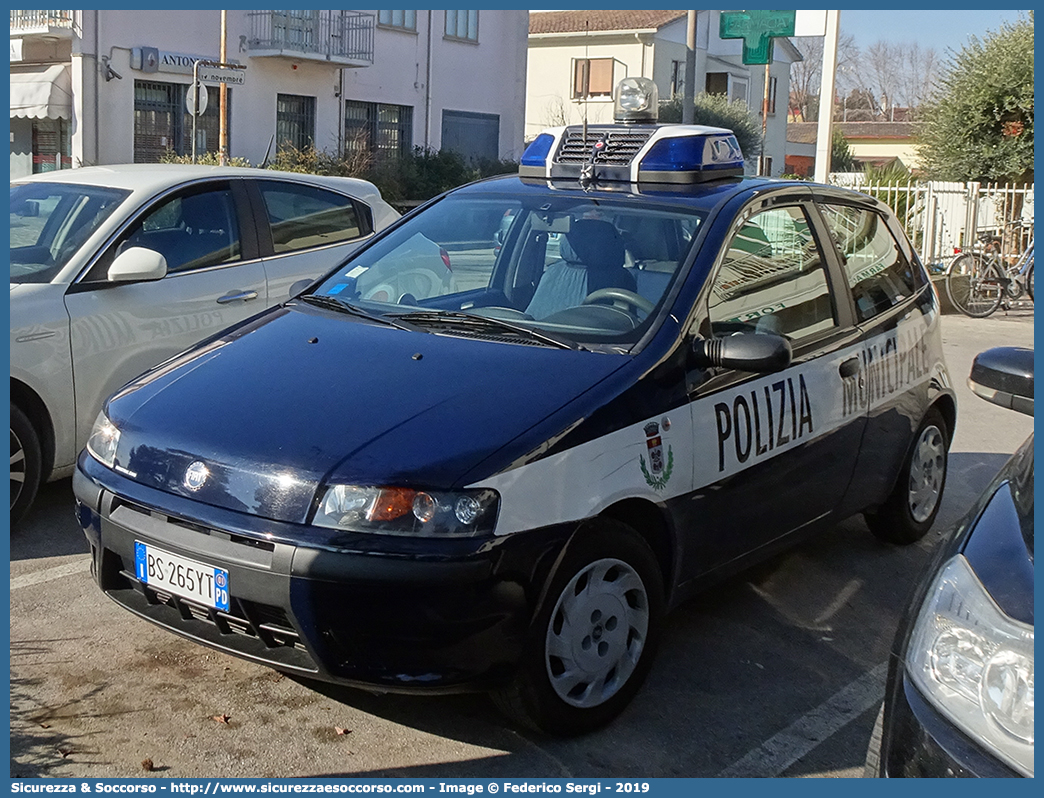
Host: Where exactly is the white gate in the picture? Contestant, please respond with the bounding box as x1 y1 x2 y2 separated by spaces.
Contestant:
827 175 1034 268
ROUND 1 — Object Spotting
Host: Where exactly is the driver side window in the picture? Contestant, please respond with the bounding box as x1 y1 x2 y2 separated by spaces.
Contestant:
85 185 242 282
708 206 836 340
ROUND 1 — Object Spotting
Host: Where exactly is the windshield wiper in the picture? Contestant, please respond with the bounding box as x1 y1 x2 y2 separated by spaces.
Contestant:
297 294 421 332
390 309 584 351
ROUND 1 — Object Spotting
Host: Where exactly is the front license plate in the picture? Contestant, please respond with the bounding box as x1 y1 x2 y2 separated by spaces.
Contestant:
134 541 230 612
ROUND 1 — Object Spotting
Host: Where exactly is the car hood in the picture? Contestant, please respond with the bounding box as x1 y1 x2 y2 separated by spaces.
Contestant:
106 304 626 524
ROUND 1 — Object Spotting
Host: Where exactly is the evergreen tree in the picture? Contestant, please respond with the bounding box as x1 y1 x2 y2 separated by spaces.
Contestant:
658 93 762 159
917 15 1034 183
831 130 855 172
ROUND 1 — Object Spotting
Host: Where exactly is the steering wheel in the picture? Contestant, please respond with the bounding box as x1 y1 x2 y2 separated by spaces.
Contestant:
582 287 655 316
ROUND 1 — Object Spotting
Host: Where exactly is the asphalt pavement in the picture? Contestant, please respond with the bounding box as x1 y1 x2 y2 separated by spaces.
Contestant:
9 307 1034 779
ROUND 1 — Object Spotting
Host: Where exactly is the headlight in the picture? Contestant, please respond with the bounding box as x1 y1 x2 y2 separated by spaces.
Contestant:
314 485 498 537
906 554 1034 776
86 411 121 469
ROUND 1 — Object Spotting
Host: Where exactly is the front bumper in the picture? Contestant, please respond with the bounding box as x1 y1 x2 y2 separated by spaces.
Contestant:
74 453 571 693
874 655 1021 778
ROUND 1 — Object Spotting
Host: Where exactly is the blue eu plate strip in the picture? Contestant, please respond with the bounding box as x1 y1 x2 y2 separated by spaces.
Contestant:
134 541 148 582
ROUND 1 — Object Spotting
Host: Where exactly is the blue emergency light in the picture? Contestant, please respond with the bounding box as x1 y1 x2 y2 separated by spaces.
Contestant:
520 133 555 168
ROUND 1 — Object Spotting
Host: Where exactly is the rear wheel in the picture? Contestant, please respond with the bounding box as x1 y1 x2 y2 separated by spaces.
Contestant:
865 408 949 545
945 253 1003 317
1027 261 1034 302
10 404 42 527
492 520 664 735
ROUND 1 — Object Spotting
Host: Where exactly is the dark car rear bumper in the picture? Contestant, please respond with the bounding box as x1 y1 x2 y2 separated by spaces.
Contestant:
74 454 571 694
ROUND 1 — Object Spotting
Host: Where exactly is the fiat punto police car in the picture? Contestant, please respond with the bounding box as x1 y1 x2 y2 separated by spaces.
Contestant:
74 78 956 735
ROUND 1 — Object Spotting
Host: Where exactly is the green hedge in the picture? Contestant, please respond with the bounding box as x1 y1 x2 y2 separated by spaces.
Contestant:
160 145 518 204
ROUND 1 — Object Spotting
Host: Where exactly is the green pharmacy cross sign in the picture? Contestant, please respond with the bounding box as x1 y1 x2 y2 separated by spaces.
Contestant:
719 9 796 65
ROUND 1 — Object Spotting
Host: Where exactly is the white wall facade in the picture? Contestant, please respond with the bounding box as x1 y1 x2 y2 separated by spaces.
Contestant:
12 9 528 176
526 34 647 137
343 10 528 159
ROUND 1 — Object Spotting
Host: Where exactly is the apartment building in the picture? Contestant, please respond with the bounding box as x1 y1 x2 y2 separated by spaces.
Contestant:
10 9 528 177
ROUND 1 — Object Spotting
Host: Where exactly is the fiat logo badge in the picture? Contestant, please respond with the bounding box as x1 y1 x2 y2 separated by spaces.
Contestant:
183 461 210 492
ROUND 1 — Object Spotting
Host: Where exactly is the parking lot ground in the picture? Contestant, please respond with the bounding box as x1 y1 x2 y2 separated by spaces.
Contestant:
9 309 1034 779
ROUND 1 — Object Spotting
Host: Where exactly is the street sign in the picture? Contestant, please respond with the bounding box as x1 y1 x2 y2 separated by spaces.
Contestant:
719 10 797 65
198 65 246 86
186 83 208 116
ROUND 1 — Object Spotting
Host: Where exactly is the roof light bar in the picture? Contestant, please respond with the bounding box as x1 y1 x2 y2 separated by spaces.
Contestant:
519 79 746 185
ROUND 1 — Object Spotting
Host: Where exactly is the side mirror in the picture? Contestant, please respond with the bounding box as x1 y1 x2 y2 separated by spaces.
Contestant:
969 346 1033 416
108 247 168 283
692 332 792 373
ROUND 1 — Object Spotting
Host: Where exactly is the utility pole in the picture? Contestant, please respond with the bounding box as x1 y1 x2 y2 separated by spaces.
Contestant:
759 61 770 175
219 9 228 166
682 11 697 124
814 10 840 183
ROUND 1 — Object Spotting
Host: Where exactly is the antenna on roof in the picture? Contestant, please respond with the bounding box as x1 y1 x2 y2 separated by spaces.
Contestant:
582 20 589 144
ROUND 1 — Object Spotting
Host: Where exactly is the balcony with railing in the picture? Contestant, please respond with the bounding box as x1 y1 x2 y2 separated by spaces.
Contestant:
246 10 374 67
10 10 74 37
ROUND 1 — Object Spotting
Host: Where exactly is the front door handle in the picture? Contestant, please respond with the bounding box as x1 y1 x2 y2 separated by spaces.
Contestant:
838 356 861 379
216 290 259 304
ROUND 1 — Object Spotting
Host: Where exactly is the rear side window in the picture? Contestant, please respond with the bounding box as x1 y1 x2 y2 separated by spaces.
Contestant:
708 206 836 341
258 182 370 254
819 204 920 322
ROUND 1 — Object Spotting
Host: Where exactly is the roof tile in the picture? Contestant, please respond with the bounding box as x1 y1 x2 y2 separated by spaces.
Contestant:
530 10 686 35
787 121 916 143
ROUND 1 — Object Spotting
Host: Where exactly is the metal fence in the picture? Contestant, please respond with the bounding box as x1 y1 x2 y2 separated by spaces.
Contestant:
828 174 1034 269
247 10 374 64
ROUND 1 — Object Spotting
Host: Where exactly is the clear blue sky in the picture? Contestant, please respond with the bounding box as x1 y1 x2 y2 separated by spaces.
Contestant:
532 8 1029 56
835 9 1025 54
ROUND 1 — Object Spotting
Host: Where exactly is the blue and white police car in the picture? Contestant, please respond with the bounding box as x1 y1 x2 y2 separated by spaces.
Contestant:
75 78 956 735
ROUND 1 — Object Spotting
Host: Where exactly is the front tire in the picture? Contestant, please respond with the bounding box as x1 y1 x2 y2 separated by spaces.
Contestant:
945 253 1003 317
492 520 664 735
11 404 42 527
865 408 949 545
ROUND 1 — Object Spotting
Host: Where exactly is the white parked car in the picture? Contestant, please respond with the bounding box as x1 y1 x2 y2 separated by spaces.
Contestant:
10 164 399 524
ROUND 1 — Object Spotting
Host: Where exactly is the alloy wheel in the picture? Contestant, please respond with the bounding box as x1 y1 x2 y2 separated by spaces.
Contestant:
10 426 26 510
907 424 946 523
544 558 649 708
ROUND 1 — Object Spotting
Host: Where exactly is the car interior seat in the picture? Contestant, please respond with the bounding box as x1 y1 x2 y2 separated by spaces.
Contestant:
525 219 635 319
620 217 678 306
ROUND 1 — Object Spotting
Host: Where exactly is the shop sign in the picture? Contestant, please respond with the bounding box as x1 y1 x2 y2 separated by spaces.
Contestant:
131 47 235 75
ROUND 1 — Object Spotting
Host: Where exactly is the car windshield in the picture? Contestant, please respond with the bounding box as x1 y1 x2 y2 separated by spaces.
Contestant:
311 192 705 345
10 182 130 283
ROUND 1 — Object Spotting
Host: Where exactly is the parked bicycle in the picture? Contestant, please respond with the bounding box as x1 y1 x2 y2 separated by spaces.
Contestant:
945 224 1034 317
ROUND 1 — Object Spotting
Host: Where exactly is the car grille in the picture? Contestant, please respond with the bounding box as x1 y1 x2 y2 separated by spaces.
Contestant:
97 510 317 674
555 127 653 166
110 497 277 552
